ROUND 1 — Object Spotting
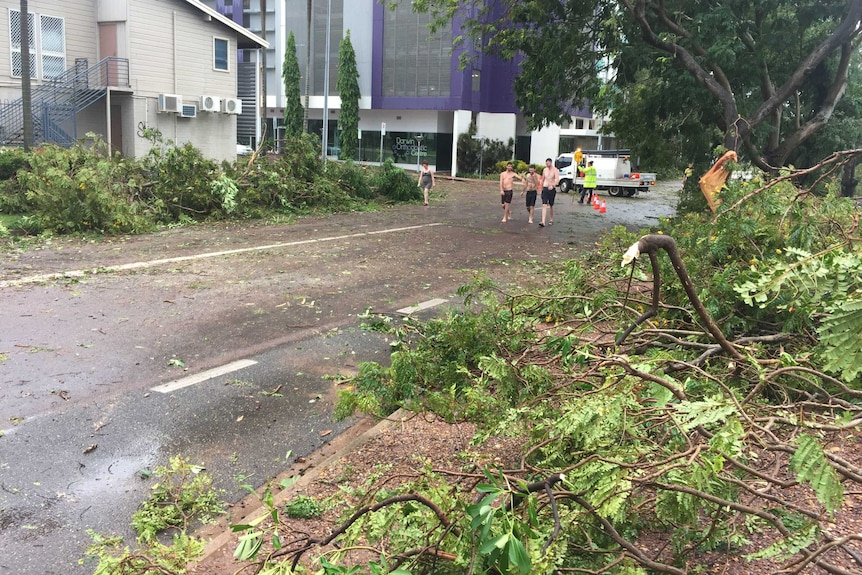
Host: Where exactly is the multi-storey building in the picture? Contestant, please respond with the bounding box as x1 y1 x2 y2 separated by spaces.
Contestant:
208 0 613 174
0 0 267 162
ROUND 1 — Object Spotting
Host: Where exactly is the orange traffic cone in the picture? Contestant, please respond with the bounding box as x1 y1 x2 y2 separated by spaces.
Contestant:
592 195 600 210
600 199 607 213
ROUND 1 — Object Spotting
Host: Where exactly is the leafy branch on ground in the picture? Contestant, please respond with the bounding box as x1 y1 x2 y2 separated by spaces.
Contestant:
81 456 224 574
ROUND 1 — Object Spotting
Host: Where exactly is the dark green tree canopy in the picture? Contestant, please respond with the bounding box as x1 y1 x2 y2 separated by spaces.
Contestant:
282 31 305 139
337 30 361 161
411 0 862 172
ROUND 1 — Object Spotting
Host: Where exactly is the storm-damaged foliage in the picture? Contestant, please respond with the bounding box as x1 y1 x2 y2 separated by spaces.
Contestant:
0 132 421 235
222 154 862 574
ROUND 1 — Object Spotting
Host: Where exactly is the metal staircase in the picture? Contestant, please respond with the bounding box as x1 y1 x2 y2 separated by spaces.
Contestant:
0 57 129 147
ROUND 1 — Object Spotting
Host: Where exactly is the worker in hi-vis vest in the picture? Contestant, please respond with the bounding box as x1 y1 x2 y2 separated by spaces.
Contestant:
580 160 597 204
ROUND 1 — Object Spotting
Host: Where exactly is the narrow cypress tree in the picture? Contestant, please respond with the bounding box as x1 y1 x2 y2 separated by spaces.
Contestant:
282 31 304 138
336 30 360 160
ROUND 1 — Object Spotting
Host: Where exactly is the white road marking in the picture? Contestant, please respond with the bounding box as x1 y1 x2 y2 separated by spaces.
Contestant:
0 223 444 288
396 298 449 315
150 359 258 394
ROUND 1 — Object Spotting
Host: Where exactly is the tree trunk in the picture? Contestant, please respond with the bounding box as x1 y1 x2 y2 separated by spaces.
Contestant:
841 156 859 198
20 0 32 151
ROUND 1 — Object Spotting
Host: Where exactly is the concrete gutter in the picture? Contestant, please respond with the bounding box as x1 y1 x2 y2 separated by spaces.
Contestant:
192 409 408 567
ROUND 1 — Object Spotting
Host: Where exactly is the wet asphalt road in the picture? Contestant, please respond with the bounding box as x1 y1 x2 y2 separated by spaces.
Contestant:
0 178 678 575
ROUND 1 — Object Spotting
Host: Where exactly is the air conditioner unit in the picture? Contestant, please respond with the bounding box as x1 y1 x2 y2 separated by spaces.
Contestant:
222 97 242 115
180 104 197 118
157 93 182 113
200 95 221 112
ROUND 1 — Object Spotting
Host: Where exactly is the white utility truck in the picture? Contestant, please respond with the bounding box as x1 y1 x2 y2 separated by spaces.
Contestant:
555 149 657 197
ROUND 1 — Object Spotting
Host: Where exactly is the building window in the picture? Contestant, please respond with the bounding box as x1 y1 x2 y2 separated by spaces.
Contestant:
382 5 451 98
9 9 66 79
311 0 343 95
40 15 65 79
10 9 35 79
9 9 65 79
214 37 229 71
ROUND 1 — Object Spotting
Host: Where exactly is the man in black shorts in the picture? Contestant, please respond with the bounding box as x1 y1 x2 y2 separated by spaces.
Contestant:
499 162 523 223
521 165 540 224
539 157 560 227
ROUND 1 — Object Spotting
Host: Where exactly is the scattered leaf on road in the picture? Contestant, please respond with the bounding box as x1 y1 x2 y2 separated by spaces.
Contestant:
83 444 98 454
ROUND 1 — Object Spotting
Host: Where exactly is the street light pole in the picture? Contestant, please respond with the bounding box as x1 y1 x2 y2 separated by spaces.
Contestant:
321 0 332 161
379 122 386 164
415 135 423 172
471 135 485 179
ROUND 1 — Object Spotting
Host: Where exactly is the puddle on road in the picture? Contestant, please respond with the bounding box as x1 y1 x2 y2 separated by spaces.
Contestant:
66 454 155 500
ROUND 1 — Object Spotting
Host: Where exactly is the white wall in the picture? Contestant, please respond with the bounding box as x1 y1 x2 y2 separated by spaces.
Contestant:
530 125 561 165
476 112 515 145
352 109 441 134
451 109 472 177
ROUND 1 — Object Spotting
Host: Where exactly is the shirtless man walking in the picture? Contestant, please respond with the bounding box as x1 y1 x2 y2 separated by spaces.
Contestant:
539 157 560 227
521 165 540 224
499 162 523 223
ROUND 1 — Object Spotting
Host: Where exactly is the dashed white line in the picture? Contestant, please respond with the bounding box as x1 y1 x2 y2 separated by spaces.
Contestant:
150 359 258 394
396 298 449 315
0 222 444 288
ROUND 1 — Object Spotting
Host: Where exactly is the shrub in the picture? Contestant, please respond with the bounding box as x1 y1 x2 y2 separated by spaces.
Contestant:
15 140 149 234
278 133 325 182
284 495 323 519
1 130 421 235
140 141 221 223
0 147 27 180
370 158 421 202
329 159 374 199
483 138 514 172
494 159 530 174
0 177 33 214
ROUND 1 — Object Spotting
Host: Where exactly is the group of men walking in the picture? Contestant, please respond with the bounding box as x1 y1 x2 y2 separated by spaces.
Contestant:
500 159 597 227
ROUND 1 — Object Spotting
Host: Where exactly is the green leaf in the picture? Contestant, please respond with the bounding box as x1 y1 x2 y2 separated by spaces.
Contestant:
790 434 844 515
745 523 818 561
233 531 262 560
507 536 532 573
817 299 862 383
480 533 509 554
673 397 736 431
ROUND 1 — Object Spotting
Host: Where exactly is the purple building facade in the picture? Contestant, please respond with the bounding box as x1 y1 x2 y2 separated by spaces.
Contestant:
206 0 603 173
